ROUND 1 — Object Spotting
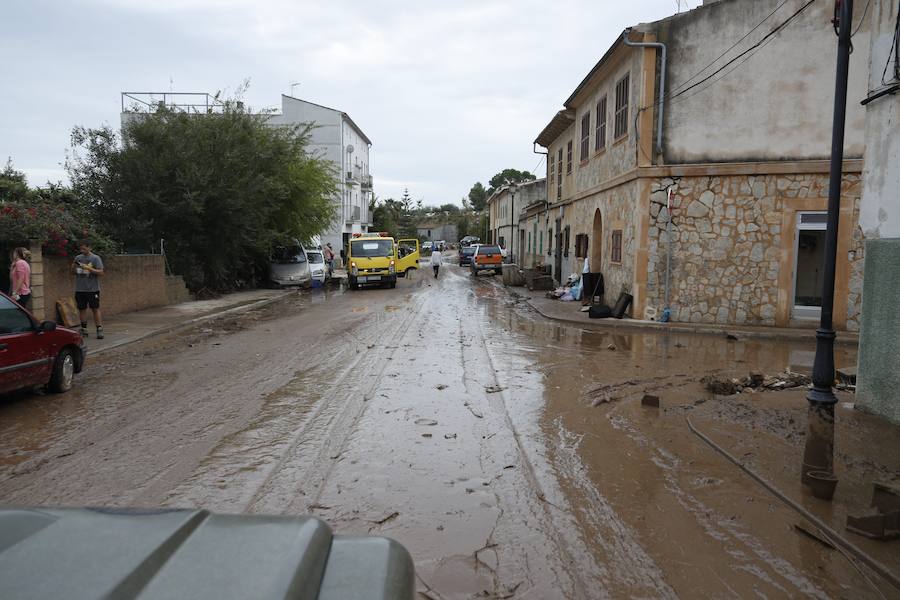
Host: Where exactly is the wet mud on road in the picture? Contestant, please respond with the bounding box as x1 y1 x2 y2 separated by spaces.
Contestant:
1 263 897 599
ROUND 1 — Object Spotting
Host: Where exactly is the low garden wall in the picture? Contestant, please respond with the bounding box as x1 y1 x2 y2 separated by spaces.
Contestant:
39 254 170 320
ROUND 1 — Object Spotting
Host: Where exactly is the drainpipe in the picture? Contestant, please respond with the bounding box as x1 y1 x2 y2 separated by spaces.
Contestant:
664 188 674 321
622 29 666 158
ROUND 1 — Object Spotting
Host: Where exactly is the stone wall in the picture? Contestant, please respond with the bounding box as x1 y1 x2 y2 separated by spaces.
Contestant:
42 254 171 320
562 179 639 306
645 172 862 328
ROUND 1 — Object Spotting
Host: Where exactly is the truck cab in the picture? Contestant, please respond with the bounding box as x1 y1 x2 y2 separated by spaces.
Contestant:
347 233 419 290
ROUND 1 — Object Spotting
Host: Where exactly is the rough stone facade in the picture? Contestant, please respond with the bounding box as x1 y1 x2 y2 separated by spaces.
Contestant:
644 172 862 329
564 180 638 305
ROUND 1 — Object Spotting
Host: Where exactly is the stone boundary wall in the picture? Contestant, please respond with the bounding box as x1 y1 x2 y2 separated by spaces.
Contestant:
645 173 862 329
42 254 170 320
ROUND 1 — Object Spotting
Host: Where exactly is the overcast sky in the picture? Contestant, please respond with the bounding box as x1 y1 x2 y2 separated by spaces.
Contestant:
2 0 695 205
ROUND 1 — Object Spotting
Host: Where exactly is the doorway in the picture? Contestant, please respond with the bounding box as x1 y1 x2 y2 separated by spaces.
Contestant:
590 209 603 272
792 212 827 320
518 230 525 265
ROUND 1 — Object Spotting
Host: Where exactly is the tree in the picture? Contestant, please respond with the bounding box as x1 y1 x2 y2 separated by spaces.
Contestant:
0 161 114 257
468 182 487 212
371 195 418 240
438 203 460 215
68 100 336 293
486 168 536 196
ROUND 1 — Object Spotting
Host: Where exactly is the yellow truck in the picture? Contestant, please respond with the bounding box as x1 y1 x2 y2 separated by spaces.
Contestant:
347 233 420 290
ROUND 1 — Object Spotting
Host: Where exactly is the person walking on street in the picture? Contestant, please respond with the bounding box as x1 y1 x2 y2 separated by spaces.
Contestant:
430 245 443 278
9 247 32 310
73 241 105 339
323 243 335 275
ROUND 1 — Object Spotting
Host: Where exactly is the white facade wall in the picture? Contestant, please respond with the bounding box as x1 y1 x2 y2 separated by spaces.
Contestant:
656 0 871 163
860 0 900 238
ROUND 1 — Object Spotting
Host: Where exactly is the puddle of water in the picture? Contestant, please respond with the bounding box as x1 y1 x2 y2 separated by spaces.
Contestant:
467 295 892 599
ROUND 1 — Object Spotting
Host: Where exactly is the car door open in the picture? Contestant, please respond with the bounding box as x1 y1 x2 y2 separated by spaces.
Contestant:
396 239 420 276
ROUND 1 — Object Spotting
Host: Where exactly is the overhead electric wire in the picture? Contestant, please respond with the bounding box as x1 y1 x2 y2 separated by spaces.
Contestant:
667 0 792 96
666 21 786 107
881 2 900 85
668 0 818 101
852 0 872 37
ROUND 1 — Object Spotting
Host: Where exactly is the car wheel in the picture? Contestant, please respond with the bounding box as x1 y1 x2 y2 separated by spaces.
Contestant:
48 349 75 393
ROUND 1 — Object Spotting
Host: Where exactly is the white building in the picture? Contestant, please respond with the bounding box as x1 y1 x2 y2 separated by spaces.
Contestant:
121 92 373 256
267 95 373 253
856 0 900 423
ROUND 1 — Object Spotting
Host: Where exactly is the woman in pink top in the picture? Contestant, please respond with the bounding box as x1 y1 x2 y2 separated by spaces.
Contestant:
10 247 32 310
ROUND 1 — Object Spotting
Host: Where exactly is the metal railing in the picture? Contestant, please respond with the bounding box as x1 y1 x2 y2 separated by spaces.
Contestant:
121 92 227 114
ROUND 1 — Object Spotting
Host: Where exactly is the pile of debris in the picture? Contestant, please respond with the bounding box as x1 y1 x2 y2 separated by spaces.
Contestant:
546 273 582 302
701 370 811 395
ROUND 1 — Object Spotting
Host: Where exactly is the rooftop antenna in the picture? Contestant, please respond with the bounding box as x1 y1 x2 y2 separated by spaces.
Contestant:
290 82 301 96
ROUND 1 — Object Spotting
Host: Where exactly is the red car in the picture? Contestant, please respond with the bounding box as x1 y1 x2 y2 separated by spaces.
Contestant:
0 292 85 395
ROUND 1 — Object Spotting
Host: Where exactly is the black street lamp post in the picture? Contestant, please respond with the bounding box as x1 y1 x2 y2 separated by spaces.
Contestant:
802 0 853 485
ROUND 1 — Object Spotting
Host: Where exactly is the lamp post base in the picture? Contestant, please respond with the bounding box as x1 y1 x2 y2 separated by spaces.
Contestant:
801 401 836 485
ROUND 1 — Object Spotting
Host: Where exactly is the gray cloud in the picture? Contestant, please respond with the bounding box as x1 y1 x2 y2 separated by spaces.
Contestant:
2 0 690 203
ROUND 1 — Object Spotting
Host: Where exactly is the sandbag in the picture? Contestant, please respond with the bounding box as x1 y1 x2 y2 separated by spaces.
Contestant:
612 292 633 319
588 304 612 319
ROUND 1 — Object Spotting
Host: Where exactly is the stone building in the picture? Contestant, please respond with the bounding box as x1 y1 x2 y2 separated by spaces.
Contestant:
487 178 547 264
534 0 873 328
416 222 459 245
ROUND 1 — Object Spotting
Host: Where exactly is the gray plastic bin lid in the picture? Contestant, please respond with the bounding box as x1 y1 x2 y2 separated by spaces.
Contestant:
0 507 414 600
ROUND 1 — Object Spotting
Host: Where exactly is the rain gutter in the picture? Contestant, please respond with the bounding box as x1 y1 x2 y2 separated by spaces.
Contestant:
622 29 666 158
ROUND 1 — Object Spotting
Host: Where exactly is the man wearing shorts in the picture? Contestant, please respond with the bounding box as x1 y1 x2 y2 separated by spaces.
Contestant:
73 242 104 339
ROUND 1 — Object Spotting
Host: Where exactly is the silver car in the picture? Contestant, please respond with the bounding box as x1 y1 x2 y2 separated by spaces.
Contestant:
269 243 312 288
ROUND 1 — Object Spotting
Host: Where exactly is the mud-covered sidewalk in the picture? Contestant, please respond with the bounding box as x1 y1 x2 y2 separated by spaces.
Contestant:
0 263 897 598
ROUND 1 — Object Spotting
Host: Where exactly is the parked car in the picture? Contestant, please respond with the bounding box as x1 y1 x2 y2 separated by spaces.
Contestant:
471 244 503 275
305 249 331 285
269 243 311 288
422 241 434 253
458 245 477 266
0 292 85 395
460 236 480 247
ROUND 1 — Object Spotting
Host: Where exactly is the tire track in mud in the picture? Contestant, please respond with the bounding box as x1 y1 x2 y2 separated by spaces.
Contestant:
149 279 430 515
0 289 418 509
461 279 677 599
457 282 596 599
245 289 430 515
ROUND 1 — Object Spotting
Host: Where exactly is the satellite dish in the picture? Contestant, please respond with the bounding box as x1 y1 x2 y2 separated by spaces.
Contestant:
346 144 355 154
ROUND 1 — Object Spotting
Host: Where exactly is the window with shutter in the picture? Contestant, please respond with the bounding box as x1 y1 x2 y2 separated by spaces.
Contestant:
614 73 630 139
611 230 623 263
580 113 590 161
595 95 607 151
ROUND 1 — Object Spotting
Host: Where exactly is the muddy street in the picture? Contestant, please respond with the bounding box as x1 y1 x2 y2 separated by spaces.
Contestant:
1 262 896 599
